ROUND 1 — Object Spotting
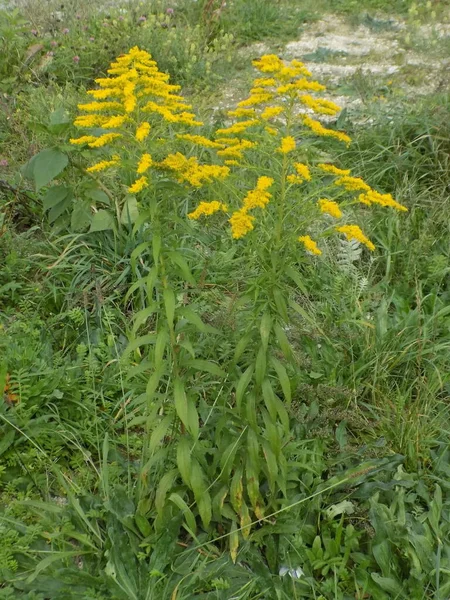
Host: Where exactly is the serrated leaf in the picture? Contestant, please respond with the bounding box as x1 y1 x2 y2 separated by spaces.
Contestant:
32 148 68 191
71 199 92 231
42 185 69 210
89 209 115 232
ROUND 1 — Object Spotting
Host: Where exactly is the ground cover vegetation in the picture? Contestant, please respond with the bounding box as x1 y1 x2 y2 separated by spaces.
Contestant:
1 0 450 598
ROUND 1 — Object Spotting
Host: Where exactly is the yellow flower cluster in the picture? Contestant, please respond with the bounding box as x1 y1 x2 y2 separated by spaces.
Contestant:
277 136 296 154
359 189 408 212
86 155 120 173
299 95 341 116
317 163 351 176
336 225 375 251
287 163 311 185
298 235 322 256
137 153 153 174
318 199 342 218
229 177 274 239
128 176 148 194
188 201 228 220
216 120 259 136
261 106 284 120
217 139 256 160
158 153 230 187
135 122 151 141
303 116 351 145
176 134 224 149
334 175 371 192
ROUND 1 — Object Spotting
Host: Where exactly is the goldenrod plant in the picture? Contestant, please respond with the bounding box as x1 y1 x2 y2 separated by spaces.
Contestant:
66 47 409 559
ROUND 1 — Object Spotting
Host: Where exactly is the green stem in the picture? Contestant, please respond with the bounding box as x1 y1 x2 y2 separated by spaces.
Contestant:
275 96 295 245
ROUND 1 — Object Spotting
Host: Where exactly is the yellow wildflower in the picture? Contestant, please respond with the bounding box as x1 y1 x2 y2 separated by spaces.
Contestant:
102 115 129 128
242 177 274 211
336 225 375 251
318 199 342 218
70 135 98 145
74 114 104 128
188 201 228 220
265 126 278 136
237 93 273 108
216 120 259 136
298 235 322 256
260 106 284 120
299 94 341 116
86 155 120 173
86 88 123 100
358 190 408 211
287 175 304 184
229 209 255 239
277 79 326 95
217 139 256 158
158 153 229 187
77 101 123 112
225 160 239 166
317 163 351 176
293 163 311 181
253 78 276 87
137 153 153 174
277 136 296 154
176 134 224 149
88 133 122 148
135 122 151 141
334 176 371 192
302 116 351 145
128 176 149 194
252 54 284 73
227 108 257 118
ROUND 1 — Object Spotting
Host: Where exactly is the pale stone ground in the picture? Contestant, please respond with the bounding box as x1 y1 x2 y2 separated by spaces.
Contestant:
218 13 450 115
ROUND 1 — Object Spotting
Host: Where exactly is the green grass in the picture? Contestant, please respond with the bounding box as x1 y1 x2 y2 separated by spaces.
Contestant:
1 0 450 598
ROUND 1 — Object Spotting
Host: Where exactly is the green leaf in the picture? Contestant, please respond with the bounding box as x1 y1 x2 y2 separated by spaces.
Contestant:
230 521 239 563
164 287 176 329
284 265 308 295
154 328 168 371
371 573 404 595
273 323 292 360
177 437 192 487
152 232 161 264
260 311 272 351
169 493 197 533
174 378 198 436
123 334 156 358
190 461 211 528
48 191 73 223
177 306 219 334
135 513 152 537
270 356 291 406
89 209 115 232
168 250 195 284
120 195 139 225
42 185 69 210
254 345 267 386
235 365 254 412
149 414 173 454
85 188 111 206
32 148 68 191
71 199 92 231
155 469 178 515
273 288 288 322
183 359 226 378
